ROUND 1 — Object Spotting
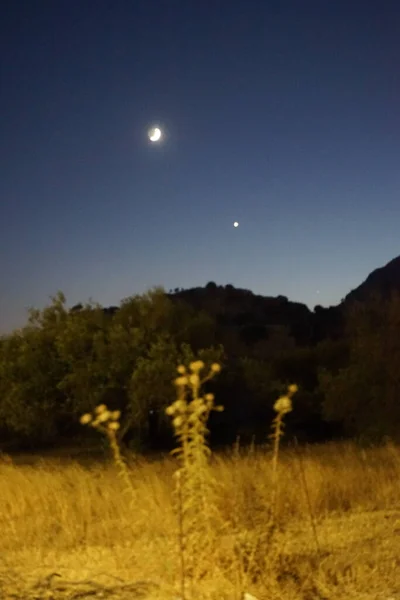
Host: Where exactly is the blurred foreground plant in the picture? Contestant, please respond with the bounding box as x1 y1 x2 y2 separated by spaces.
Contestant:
79 360 299 600
80 405 135 504
166 360 224 599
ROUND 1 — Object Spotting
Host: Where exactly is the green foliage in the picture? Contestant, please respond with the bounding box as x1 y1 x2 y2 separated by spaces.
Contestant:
0 287 225 449
0 293 68 441
3 281 398 450
55 301 113 418
240 356 278 399
319 293 400 439
238 357 282 427
126 338 224 443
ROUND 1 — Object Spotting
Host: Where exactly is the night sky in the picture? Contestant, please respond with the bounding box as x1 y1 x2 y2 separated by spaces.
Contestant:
1 1 399 332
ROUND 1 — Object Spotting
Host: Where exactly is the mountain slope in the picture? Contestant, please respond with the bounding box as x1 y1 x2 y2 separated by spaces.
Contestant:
344 256 400 303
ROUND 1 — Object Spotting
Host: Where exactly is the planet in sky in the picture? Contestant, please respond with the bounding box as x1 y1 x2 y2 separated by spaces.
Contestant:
233 221 239 228
148 127 162 142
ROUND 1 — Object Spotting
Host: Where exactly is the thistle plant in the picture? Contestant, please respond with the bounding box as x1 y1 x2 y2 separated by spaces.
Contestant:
270 384 298 516
166 360 224 598
237 384 298 588
80 405 135 505
77 365 300 598
167 361 223 474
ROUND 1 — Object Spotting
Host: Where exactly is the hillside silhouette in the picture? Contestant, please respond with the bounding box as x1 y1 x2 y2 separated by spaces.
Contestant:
344 255 400 303
2 255 400 453
164 256 400 349
168 283 343 347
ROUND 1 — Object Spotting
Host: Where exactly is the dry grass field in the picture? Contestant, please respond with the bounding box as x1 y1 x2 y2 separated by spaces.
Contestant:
1 441 400 600
1 364 400 600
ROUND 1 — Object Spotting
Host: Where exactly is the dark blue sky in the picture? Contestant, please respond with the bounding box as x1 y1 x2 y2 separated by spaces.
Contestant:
1 0 399 332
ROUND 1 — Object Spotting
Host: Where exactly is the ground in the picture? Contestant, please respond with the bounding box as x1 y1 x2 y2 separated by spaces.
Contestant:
1 442 399 599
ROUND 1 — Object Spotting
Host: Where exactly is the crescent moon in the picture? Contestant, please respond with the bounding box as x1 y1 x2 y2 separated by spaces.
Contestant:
149 127 162 142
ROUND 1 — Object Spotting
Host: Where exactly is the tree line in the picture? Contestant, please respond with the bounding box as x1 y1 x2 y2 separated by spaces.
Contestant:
0 285 399 451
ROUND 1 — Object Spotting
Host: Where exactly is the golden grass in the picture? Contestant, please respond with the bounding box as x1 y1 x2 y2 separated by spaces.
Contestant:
1 361 400 599
1 441 400 599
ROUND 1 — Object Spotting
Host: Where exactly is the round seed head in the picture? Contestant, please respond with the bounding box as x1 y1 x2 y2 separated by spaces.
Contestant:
108 421 120 431
173 416 183 429
80 413 92 425
189 360 205 372
97 410 111 423
274 396 292 414
189 374 200 386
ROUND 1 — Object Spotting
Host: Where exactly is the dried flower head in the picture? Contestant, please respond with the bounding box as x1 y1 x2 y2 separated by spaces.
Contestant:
108 421 120 431
189 374 200 386
174 399 186 412
96 410 111 423
80 413 92 425
173 416 183 429
189 360 205 372
274 395 292 414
